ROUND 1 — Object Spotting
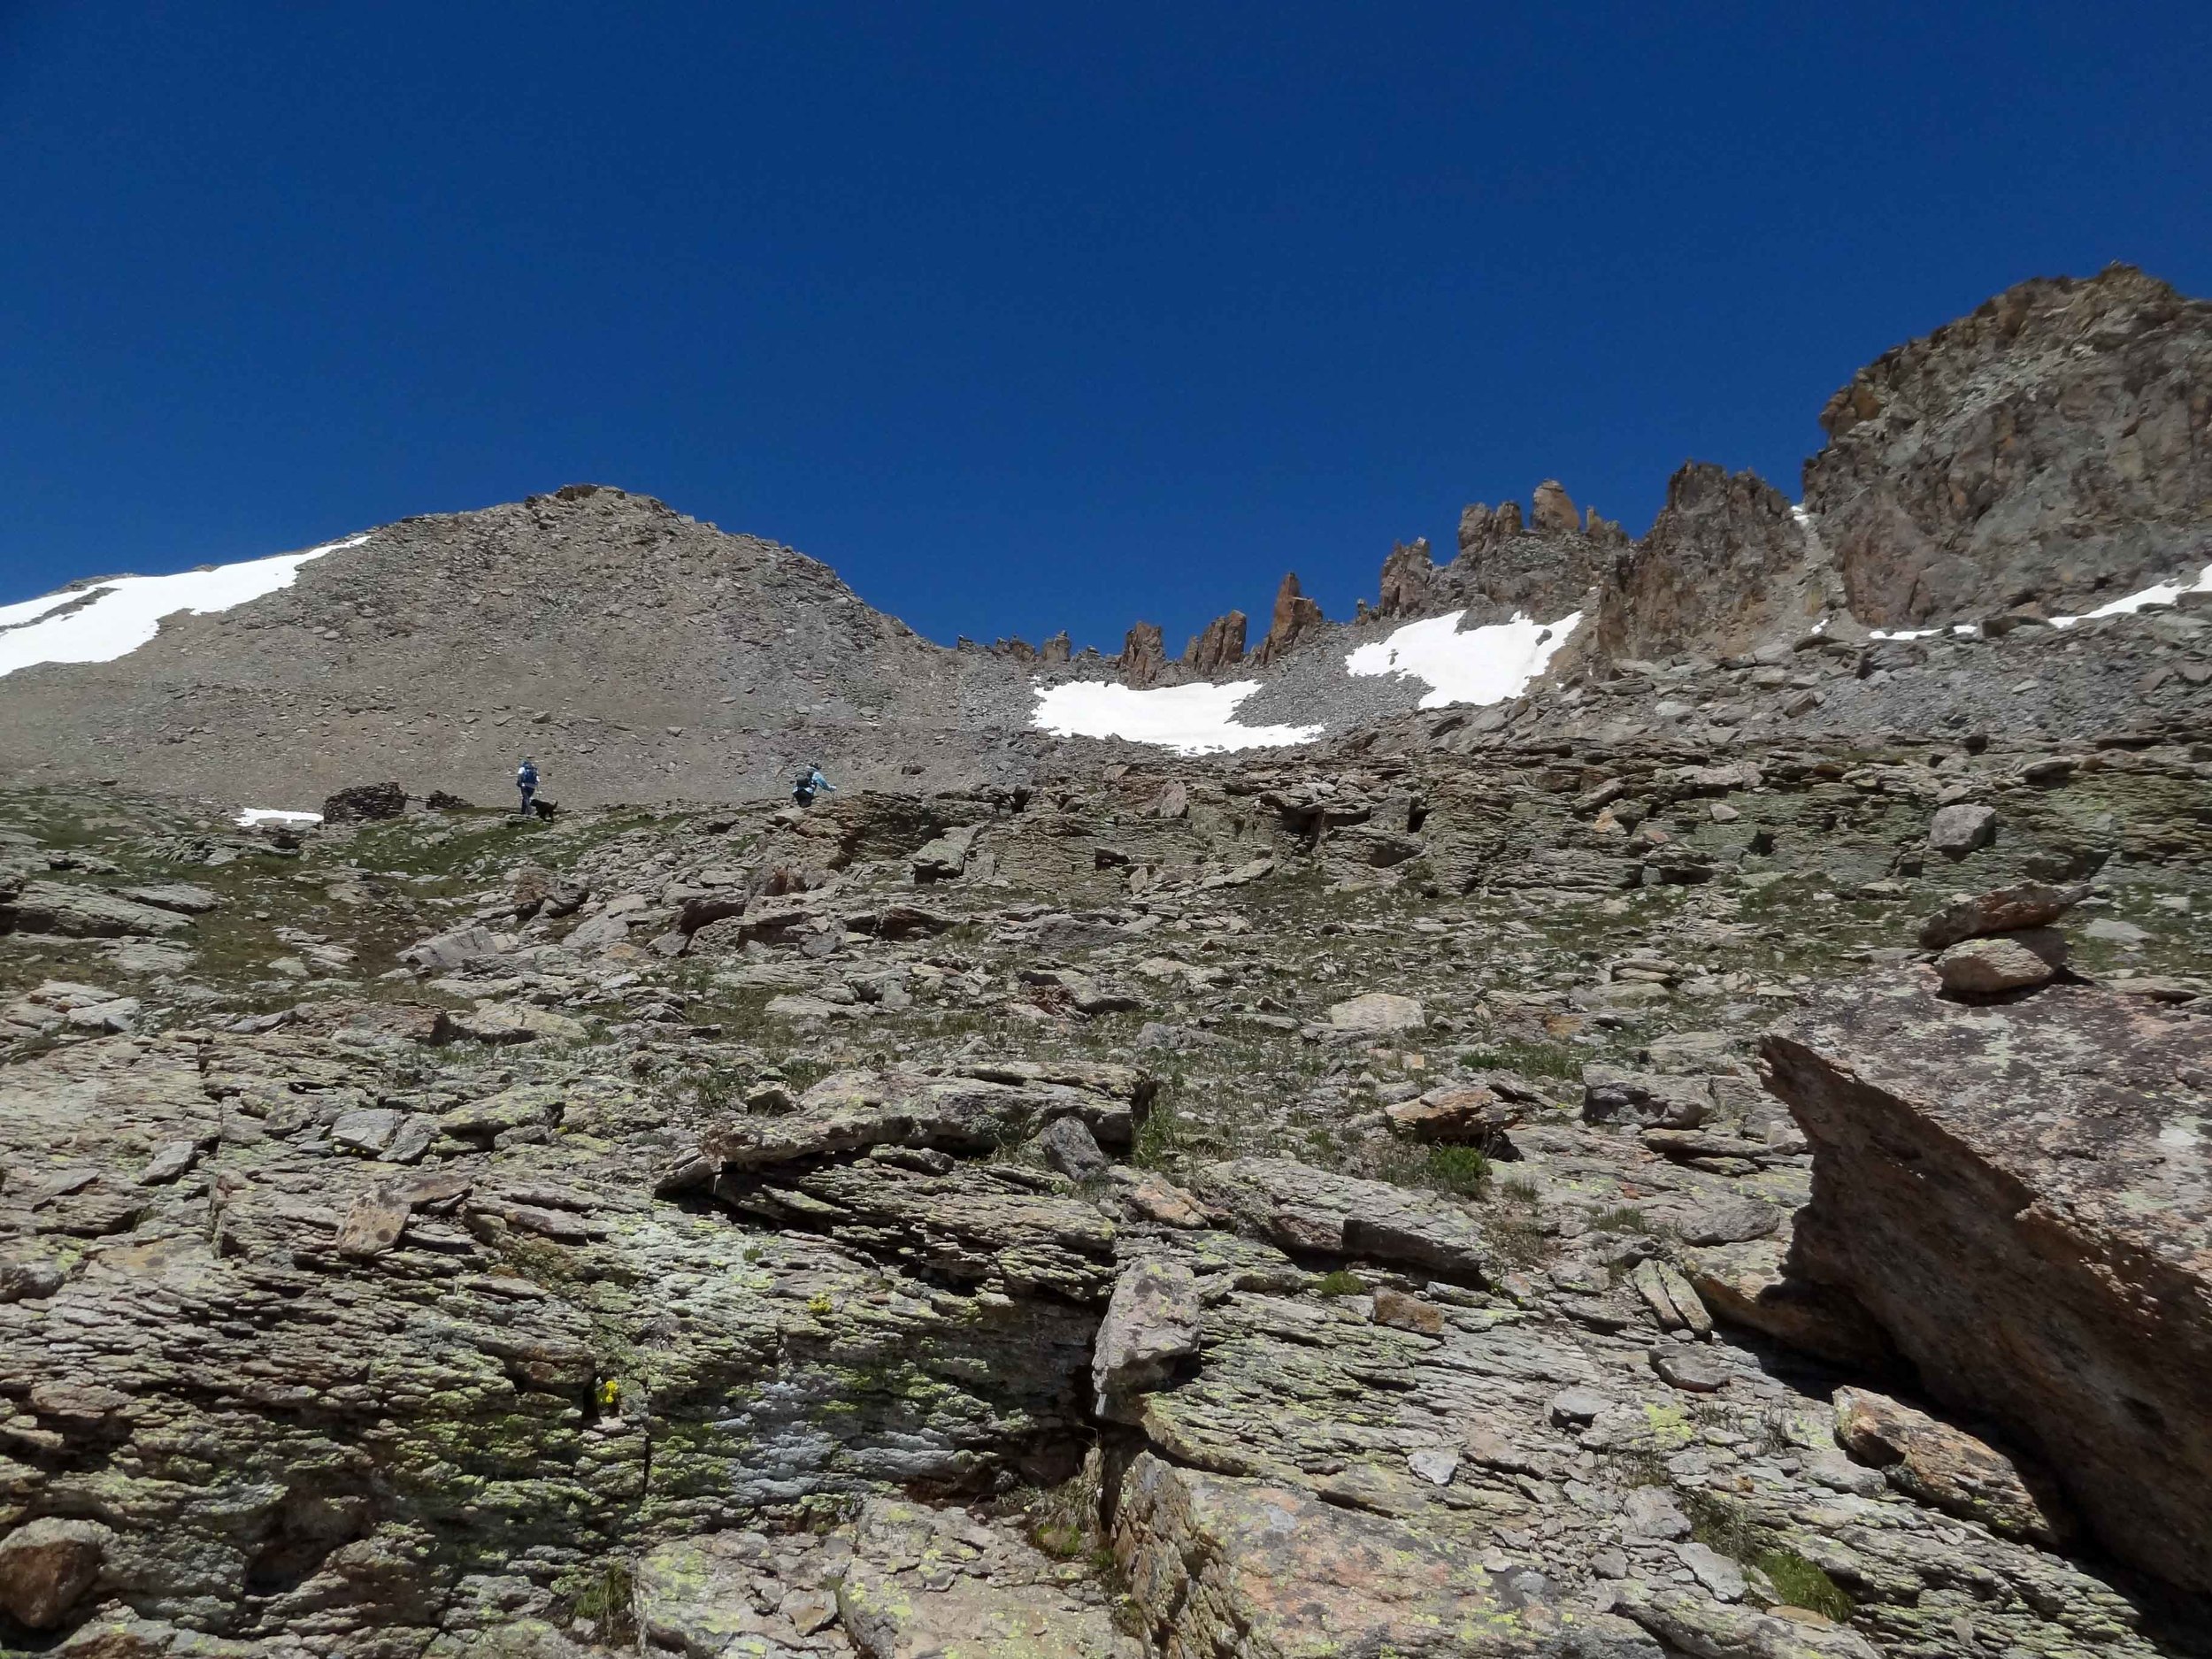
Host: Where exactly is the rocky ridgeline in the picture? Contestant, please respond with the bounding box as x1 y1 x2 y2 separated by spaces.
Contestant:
4 269 2209 810
0 710 2208 1657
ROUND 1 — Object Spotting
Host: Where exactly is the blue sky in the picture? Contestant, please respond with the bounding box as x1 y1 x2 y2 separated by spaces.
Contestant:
3 3 2207 653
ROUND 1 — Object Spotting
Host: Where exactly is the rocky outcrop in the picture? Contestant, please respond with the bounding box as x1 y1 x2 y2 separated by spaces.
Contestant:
1378 536 1438 617
322 781 408 822
1119 622 1168 687
1764 972 2212 1591
1253 572 1325 665
1182 609 1246 675
1598 464 1816 660
1452 487 1628 621
1804 264 2212 626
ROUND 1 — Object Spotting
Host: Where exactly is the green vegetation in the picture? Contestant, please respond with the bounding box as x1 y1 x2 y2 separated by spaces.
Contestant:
1310 1269 1366 1296
566 1558 639 1646
1755 1549 1854 1621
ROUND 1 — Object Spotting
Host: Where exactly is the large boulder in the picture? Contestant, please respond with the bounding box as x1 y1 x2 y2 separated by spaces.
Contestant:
1763 971 2212 1591
321 781 408 822
0 1516 111 1627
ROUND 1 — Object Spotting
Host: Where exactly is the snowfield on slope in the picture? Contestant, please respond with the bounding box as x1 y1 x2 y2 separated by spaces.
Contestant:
1869 559 2212 640
1031 680 1324 755
1345 609 1582 708
0 535 370 679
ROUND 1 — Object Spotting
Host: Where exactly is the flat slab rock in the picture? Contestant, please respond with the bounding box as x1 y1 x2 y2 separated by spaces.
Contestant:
1764 968 2212 1592
1112 1452 1664 1658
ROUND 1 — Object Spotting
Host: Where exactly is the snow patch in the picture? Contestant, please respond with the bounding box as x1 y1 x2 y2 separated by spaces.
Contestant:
2053 560 2212 626
1867 560 2212 640
0 535 370 680
1344 609 1582 709
235 809 324 828
1031 680 1323 755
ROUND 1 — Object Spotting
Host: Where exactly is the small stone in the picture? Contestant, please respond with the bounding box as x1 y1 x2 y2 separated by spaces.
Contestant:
0 1517 111 1628
1927 803 1997 857
136 1140 202 1186
1407 1447 1460 1486
1371 1286 1445 1334
1548 1386 1611 1426
1326 993 1426 1035
1093 1260 1202 1421
1621 1486 1691 1540
1936 930 2065 996
0 1256 65 1302
1651 1344 1733 1393
1032 1114 1110 1183
1675 1540 1746 1601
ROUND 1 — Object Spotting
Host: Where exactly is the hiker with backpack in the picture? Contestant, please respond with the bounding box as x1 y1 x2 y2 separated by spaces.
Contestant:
516 757 540 817
792 763 835 808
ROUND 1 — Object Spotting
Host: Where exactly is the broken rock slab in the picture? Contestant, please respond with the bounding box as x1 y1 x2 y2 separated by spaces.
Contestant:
1832 1385 2073 1548
1191 1156 1492 1282
840 1497 1141 1659
1916 879 2088 951
1093 1258 1202 1422
1111 1452 1663 1657
1764 970 2212 1592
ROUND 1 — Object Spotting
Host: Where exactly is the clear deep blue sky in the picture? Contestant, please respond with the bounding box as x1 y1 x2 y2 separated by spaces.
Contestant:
4 4 2207 651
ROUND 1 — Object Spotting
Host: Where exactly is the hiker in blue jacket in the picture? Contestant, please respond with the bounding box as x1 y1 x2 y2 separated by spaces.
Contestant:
792 763 835 808
516 757 540 817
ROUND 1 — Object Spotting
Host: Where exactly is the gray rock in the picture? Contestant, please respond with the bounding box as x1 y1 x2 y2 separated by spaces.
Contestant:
1033 1113 1110 1182
0 1517 111 1628
1927 802 1997 856
1092 1259 1202 1421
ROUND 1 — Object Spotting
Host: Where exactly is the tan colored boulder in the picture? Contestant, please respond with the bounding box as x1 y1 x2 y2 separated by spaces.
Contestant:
1326 992 1425 1034
1917 880 2087 950
1833 1386 2073 1547
1934 928 2065 995
1531 479 1582 534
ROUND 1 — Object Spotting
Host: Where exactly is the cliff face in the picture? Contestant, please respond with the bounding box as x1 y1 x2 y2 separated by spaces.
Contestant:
1596 464 1823 661
1804 264 2212 626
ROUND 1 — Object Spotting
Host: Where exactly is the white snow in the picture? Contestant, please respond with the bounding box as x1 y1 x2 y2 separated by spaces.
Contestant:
1343 609 1582 709
1031 679 1324 755
1866 559 2212 640
235 809 324 828
0 588 88 630
0 535 369 680
2053 560 2212 626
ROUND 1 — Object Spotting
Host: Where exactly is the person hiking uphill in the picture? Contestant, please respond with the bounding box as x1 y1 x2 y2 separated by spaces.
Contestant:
792 762 835 809
516 757 540 818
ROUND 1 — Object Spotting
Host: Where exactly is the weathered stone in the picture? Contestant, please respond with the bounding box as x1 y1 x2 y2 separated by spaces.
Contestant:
1384 1082 1520 1142
1326 992 1425 1035
1193 1157 1492 1282
1033 1112 1110 1182
1917 880 2088 950
1934 928 2065 995
841 1498 1140 1659
399 923 504 972
1767 972 2212 1590
0 881 189 938
1832 1386 2073 1547
1093 1259 1201 1421
1927 802 1997 856
1111 1453 1662 1657
0 1517 111 1627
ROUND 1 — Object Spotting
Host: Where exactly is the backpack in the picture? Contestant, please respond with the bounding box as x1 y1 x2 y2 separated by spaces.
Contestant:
794 769 814 791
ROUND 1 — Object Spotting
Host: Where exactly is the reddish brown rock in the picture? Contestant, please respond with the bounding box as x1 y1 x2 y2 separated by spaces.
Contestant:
1253 572 1325 666
1183 610 1247 676
1377 536 1437 617
1764 972 2212 1591
1119 622 1168 688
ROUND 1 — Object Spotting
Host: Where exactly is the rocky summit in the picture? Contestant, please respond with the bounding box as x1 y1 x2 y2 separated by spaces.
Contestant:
0 267 2209 1659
